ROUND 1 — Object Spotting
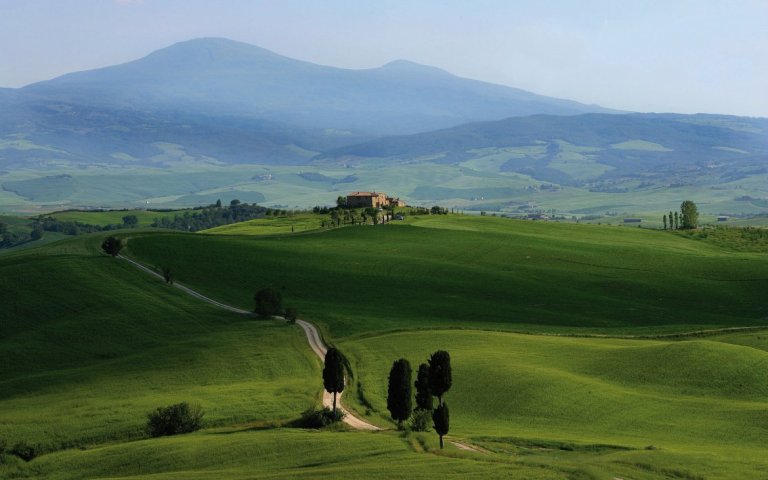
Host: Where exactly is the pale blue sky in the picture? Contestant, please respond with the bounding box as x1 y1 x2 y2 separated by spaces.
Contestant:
1 0 766 116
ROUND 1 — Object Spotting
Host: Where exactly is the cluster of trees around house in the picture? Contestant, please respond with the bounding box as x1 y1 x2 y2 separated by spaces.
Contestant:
386 351 452 448
663 200 699 230
151 200 286 232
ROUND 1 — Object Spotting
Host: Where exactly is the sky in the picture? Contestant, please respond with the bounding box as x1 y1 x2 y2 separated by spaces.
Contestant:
1 0 766 117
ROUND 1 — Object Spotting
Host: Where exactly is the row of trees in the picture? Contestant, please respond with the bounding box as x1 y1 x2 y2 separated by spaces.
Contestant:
151 200 276 231
387 351 452 448
663 200 699 230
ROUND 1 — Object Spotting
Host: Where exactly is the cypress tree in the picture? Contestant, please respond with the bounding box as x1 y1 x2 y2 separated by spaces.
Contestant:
387 358 413 428
323 348 345 415
662 215 667 230
674 211 679 230
432 402 450 449
414 363 433 411
428 350 452 406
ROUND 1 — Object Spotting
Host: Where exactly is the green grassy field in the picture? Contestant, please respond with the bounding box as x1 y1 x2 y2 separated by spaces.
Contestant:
202 213 324 235
125 215 768 339
0 236 319 451
44 209 185 227
339 330 768 477
3 215 768 479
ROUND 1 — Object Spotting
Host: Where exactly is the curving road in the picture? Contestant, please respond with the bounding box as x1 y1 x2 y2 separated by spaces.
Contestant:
119 254 379 431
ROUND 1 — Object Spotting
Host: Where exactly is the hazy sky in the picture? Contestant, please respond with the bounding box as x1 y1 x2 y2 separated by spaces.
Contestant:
1 0 766 116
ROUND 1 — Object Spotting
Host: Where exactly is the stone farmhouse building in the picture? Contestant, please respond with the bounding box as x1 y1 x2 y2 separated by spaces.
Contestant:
346 191 405 208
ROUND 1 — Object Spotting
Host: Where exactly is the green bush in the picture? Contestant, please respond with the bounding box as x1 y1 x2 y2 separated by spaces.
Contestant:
146 402 204 437
284 307 297 323
298 407 345 428
409 408 432 432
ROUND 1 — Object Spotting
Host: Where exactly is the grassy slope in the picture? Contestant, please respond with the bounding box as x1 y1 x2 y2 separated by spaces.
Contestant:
201 213 323 235
338 330 768 478
3 217 768 479
0 236 320 449
126 215 768 339
46 209 184 227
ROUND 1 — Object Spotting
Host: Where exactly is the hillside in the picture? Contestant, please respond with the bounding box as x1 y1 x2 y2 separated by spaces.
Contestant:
320 113 768 186
125 215 768 338
2 218 768 479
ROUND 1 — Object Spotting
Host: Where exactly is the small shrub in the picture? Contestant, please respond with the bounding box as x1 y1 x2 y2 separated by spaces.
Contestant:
9 441 41 462
146 402 204 437
284 307 297 323
298 407 345 429
409 408 432 432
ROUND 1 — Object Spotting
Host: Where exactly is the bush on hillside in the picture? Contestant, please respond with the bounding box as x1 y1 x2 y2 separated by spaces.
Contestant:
254 287 283 317
409 408 432 432
284 307 297 323
298 407 345 429
101 236 123 257
146 402 204 437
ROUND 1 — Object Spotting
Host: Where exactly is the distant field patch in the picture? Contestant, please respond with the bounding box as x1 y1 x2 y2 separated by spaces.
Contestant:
610 140 673 151
202 214 323 235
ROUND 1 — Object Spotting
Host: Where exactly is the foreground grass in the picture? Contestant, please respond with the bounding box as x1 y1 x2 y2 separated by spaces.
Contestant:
126 215 768 338
0 236 319 449
337 328 768 478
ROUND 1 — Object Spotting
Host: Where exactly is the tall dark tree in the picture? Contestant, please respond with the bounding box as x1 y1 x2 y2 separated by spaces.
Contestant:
101 236 123 257
673 211 679 230
387 358 413 428
323 347 345 415
414 363 433 412
428 350 452 405
680 200 699 229
432 402 450 449
669 211 674 230
254 287 283 317
662 215 667 230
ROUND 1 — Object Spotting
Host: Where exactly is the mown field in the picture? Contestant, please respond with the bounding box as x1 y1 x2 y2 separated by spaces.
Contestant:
2 216 768 479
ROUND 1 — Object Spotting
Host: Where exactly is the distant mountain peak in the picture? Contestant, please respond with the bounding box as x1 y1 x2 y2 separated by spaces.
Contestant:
140 37 293 66
377 59 450 76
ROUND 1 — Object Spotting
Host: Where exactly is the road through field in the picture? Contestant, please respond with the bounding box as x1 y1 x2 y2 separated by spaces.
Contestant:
119 254 379 431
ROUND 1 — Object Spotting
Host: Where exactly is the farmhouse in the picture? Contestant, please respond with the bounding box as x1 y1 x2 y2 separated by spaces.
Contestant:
346 191 404 208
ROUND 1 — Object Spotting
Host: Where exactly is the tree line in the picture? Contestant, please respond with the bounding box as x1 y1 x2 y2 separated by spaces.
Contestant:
151 199 284 232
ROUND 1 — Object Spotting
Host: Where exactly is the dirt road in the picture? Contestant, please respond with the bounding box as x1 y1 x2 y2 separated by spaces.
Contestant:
119 254 379 430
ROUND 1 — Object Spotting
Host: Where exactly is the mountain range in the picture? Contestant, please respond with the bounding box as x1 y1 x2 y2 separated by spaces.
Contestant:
0 37 766 214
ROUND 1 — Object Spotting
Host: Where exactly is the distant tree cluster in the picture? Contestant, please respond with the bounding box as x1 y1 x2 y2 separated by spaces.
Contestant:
663 200 699 230
33 214 140 237
385 350 452 448
151 200 280 231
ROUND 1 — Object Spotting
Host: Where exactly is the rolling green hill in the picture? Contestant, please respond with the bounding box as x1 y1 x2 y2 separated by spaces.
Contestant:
125 215 768 338
3 217 768 479
0 236 319 450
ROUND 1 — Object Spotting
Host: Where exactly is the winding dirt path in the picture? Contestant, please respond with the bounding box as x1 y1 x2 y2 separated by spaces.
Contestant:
118 254 379 431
